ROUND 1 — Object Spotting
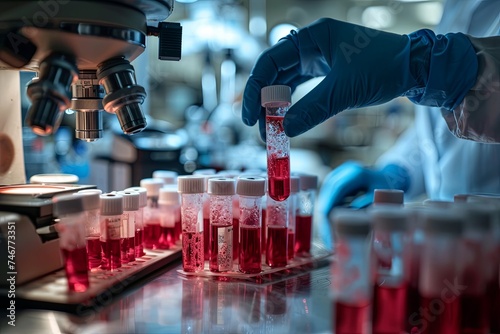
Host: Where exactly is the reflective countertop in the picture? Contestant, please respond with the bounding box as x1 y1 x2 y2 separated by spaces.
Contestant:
2 261 333 333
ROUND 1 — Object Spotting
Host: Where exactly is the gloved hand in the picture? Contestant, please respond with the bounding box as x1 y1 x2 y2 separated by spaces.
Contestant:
242 18 478 140
316 161 410 248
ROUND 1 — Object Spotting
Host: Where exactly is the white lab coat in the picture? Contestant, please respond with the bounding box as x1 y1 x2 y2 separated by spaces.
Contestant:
377 0 500 201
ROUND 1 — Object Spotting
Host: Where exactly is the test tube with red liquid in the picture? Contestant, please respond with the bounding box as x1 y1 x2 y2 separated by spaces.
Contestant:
124 187 147 257
140 178 164 249
53 194 89 292
208 177 235 273
265 196 289 267
237 176 266 274
460 204 493 334
100 193 124 270
418 208 464 334
193 169 217 262
77 189 102 270
118 191 140 263
178 175 206 273
295 173 318 256
330 209 372 334
261 85 291 202
158 186 180 249
370 206 409 334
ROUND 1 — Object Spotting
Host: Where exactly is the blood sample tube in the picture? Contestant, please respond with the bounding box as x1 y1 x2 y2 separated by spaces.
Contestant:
118 190 140 263
266 196 289 267
295 173 318 256
158 185 180 249
287 175 300 261
53 194 89 292
100 193 123 270
330 208 372 334
460 204 493 334
208 177 236 272
178 175 206 273
194 170 217 262
369 206 409 334
262 85 291 202
237 176 266 274
140 178 164 249
418 208 464 334
77 189 102 270
124 186 147 257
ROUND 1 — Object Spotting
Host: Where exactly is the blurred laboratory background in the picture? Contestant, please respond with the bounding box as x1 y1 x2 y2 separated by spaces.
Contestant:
20 0 445 191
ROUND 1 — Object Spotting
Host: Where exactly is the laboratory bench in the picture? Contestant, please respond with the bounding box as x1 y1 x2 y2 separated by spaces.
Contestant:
1 260 333 333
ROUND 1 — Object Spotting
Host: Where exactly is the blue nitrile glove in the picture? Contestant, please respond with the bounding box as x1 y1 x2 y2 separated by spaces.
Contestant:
242 18 478 139
316 161 410 249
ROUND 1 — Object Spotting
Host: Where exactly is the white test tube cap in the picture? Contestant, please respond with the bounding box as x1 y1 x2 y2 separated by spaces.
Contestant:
159 185 180 205
77 189 102 211
373 189 404 205
140 178 164 197
124 187 147 208
100 193 123 215
177 175 206 194
236 176 266 197
261 85 291 106
369 205 408 232
208 177 235 196
118 191 140 211
331 208 371 236
421 208 464 235
297 173 318 191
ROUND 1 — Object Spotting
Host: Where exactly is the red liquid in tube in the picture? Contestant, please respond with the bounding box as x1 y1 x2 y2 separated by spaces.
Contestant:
295 215 312 255
86 236 102 269
239 225 262 274
182 231 204 272
62 247 89 292
266 225 288 267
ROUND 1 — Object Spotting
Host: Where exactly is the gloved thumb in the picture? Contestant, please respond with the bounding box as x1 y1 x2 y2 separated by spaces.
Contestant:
283 72 341 137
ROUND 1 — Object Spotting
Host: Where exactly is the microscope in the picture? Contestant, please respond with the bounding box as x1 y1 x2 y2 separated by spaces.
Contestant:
0 0 182 288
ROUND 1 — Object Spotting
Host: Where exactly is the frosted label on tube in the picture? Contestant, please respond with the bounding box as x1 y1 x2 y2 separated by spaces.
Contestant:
217 226 233 271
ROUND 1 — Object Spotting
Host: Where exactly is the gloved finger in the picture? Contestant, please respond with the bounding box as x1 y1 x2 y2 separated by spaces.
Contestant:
284 73 339 137
242 39 300 127
349 193 374 209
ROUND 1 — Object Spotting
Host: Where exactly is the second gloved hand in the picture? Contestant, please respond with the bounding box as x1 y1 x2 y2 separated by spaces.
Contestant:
242 18 478 139
316 161 410 248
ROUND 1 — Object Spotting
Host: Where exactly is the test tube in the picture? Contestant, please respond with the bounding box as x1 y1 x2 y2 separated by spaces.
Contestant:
369 206 409 334
287 175 300 260
266 196 289 267
124 186 147 257
53 194 89 292
77 189 102 270
460 204 494 334
178 175 206 272
237 176 266 274
100 193 123 270
158 185 180 249
262 85 291 202
140 178 164 249
208 177 236 273
330 208 373 334
295 173 318 256
118 191 140 263
418 208 464 334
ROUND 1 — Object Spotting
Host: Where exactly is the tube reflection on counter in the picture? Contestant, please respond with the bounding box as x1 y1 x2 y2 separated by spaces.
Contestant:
181 277 205 334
